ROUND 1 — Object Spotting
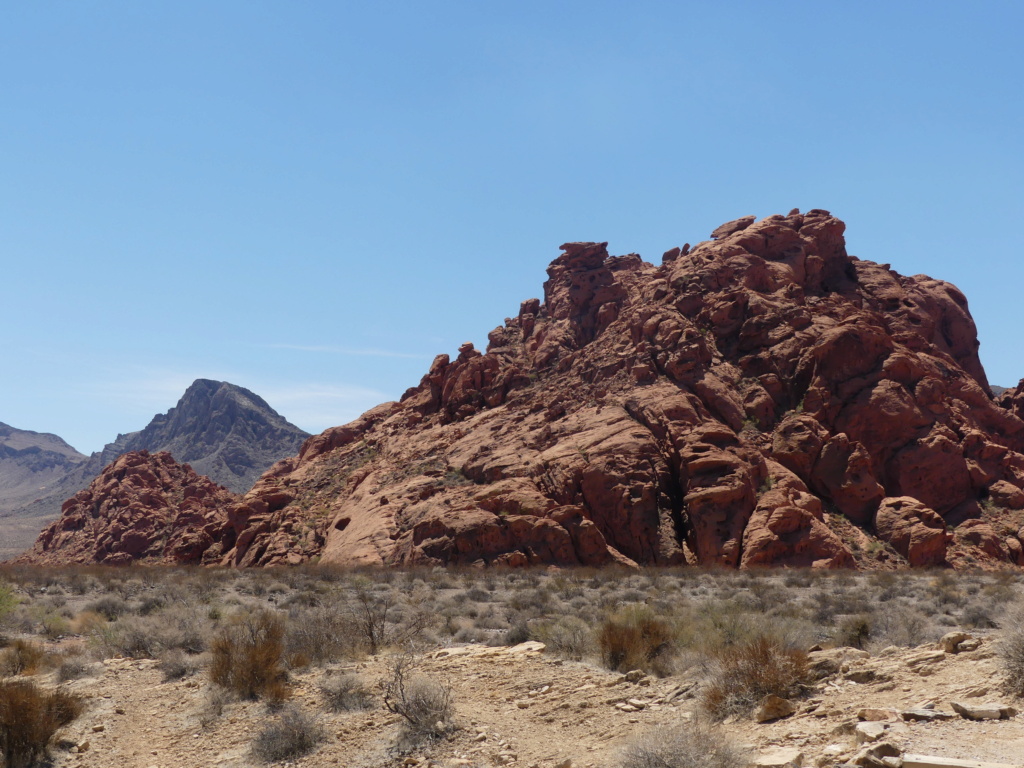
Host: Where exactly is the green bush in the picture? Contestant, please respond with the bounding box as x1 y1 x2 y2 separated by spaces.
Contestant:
0 582 19 623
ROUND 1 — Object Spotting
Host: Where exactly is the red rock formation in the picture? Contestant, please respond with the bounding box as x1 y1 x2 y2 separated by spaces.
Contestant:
18 451 238 566
874 496 951 567
198 210 1024 570
24 211 1024 569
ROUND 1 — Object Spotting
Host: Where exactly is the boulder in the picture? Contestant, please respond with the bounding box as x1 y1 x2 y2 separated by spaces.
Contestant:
938 631 972 653
987 480 1024 509
904 757 1022 768
875 497 950 566
754 694 797 723
950 701 1018 720
750 748 804 768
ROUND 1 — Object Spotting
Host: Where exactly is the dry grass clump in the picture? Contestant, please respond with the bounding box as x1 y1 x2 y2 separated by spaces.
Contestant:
0 640 49 677
702 635 809 719
250 705 325 764
209 610 289 703
533 616 593 660
620 719 745 768
598 606 674 675
284 603 362 667
320 672 375 712
56 656 91 683
381 655 455 743
0 680 83 768
158 649 201 682
999 603 1024 698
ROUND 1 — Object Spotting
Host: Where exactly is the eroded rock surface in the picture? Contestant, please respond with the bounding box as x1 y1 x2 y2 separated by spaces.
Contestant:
23 211 1024 568
19 451 239 565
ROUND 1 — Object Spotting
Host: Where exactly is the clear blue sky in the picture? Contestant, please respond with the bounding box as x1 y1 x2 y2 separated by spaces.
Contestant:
3 1 1022 454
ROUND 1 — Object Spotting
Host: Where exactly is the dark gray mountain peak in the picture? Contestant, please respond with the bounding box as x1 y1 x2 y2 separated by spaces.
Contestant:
0 380 309 559
103 379 309 491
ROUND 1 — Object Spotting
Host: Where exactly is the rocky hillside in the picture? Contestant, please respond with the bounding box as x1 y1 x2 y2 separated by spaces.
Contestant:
94 379 310 494
2 380 307 560
0 423 86 513
19 450 239 566
0 424 89 561
22 210 1024 569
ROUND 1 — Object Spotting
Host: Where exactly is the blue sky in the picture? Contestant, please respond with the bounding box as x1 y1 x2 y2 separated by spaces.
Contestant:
3 1 1022 454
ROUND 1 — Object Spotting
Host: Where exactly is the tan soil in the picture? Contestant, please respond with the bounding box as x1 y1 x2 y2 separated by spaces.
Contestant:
32 635 1024 768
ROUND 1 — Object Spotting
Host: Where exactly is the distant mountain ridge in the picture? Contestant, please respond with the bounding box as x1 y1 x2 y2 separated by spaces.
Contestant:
0 379 309 559
95 379 310 493
0 423 87 514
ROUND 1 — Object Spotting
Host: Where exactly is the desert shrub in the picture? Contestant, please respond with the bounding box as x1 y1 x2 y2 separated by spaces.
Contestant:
532 617 593 661
1000 604 1024 697
960 601 1000 629
320 673 374 712
868 604 940 649
347 591 400 655
85 595 130 621
0 582 21 626
158 649 201 682
832 614 872 649
381 656 454 741
198 687 231 729
285 605 361 666
90 616 161 658
209 610 288 703
620 719 745 768
251 706 324 764
702 635 809 718
136 595 167 615
89 607 208 659
0 680 83 768
56 657 91 683
0 640 48 677
72 610 107 635
503 616 532 646
160 606 210 654
39 613 71 640
811 588 870 623
598 606 674 674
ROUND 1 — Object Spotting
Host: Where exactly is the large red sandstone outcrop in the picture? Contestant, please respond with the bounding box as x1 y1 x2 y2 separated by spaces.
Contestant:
19 451 239 566
23 211 1024 569
201 209 1024 570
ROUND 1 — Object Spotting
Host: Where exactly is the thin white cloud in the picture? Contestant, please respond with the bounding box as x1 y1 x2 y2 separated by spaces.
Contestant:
81 368 232 414
255 383 390 434
262 343 428 360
